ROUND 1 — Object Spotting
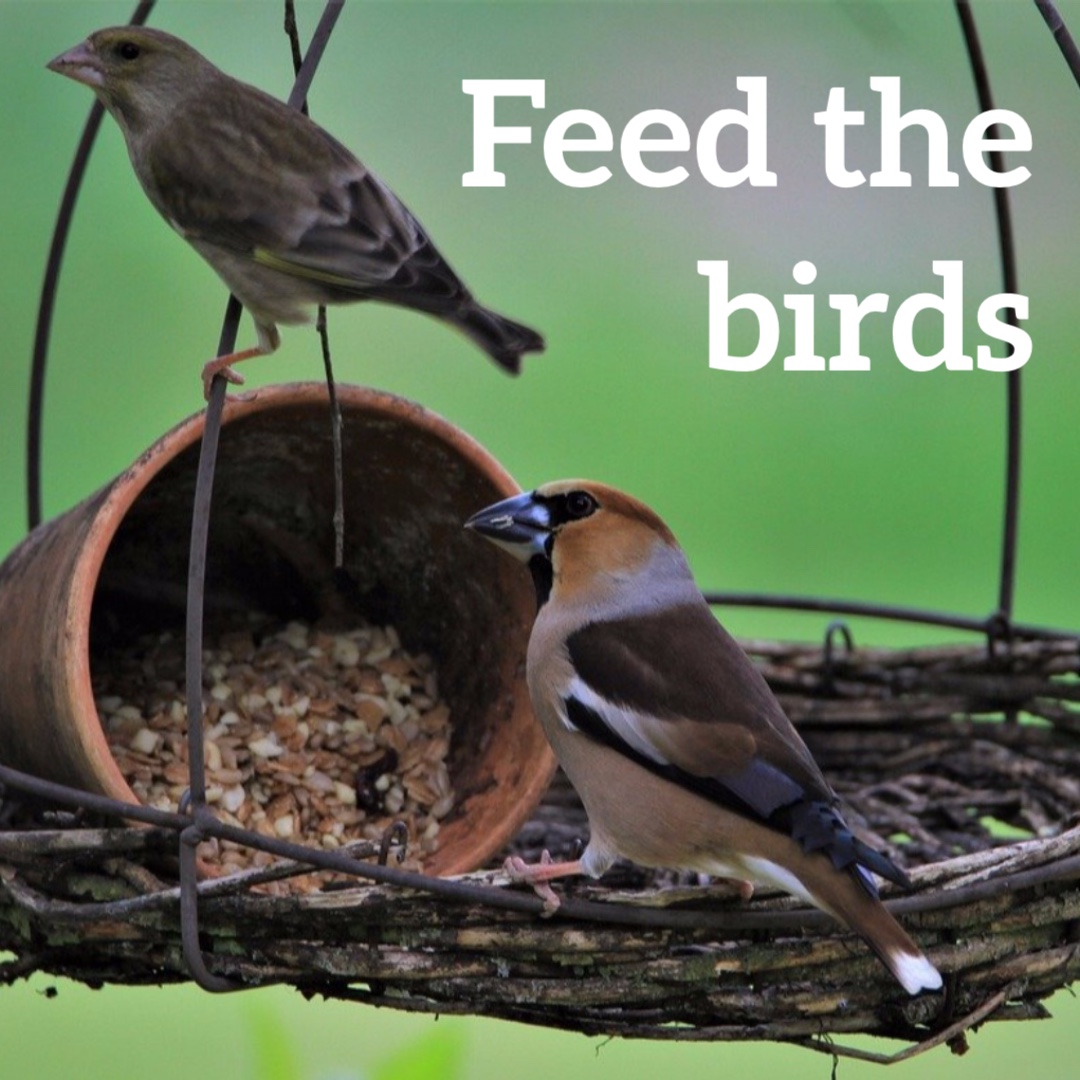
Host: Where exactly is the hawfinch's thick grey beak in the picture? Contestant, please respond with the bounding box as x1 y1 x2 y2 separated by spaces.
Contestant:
47 41 105 89
465 491 551 562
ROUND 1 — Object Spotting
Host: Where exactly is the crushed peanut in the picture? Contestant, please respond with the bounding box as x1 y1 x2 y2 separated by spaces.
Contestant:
94 618 454 892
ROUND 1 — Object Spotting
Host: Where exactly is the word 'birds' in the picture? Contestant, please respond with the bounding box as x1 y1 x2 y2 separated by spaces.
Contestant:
466 481 942 996
48 27 544 396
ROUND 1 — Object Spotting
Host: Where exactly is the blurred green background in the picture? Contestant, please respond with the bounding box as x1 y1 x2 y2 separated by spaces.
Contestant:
2 1 1077 1076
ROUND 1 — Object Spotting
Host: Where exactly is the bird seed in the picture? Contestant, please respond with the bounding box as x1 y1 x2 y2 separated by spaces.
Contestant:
94 617 454 893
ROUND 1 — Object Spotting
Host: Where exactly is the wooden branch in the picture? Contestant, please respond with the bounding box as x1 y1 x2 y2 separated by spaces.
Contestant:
1 823 1077 1041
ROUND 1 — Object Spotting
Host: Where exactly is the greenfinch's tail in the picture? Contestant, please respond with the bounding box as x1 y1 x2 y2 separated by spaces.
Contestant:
452 303 545 375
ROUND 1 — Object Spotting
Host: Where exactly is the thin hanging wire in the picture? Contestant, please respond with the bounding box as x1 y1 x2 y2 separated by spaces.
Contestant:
955 0 1023 634
179 0 347 992
285 0 347 569
1033 0 1080 89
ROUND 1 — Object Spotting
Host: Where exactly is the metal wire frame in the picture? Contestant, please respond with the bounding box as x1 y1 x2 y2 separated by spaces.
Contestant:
16 0 1080 1000
183 0 346 992
25 0 156 532
3 760 1077 935
1035 0 1080 89
704 0 1080 649
26 2 1080 640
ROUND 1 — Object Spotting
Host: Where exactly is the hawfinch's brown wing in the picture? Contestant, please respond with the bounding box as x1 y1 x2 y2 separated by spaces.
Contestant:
564 601 909 889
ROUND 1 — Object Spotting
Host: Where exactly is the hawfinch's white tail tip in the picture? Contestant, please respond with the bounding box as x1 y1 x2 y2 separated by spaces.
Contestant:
893 951 944 995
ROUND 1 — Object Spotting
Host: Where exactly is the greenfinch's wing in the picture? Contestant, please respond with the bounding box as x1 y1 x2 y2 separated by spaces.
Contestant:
143 77 436 293
252 173 469 308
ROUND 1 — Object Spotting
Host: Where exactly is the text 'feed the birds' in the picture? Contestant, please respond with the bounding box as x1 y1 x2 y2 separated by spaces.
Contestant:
462 76 1032 373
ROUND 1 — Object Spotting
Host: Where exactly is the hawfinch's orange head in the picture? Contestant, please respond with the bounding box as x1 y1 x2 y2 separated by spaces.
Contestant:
465 480 683 607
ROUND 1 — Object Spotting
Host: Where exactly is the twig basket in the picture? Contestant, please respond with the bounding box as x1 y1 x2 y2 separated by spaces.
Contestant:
2 629 1078 1059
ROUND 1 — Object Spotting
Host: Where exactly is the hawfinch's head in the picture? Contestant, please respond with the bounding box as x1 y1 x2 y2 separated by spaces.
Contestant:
465 480 686 608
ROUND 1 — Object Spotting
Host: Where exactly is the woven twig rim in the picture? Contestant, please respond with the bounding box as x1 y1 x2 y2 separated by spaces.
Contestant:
2 636 1077 1061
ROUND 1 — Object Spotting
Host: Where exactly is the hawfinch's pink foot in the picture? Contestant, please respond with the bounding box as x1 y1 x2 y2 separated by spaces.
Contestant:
721 877 755 901
504 850 582 916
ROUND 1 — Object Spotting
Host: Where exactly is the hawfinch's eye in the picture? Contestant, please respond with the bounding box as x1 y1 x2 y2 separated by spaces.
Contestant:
116 41 142 61
565 491 598 519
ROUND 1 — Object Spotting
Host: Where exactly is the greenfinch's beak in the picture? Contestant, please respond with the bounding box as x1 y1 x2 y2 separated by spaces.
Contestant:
47 40 105 89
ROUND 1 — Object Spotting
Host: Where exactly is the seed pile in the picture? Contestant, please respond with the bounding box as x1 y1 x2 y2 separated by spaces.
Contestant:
95 618 454 892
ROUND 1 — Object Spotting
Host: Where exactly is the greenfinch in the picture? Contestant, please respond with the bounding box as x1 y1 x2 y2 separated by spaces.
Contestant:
48 26 544 396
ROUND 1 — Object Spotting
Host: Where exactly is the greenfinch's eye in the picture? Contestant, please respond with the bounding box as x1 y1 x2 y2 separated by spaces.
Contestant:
116 41 141 61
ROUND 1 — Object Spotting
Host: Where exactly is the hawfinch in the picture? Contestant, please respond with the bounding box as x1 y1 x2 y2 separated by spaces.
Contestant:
466 480 942 996
48 27 544 397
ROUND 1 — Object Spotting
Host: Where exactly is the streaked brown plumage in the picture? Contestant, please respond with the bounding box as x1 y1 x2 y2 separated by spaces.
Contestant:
47 26 544 396
466 481 942 996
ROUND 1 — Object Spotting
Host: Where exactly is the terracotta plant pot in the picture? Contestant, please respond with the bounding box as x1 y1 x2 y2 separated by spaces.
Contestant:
0 383 553 875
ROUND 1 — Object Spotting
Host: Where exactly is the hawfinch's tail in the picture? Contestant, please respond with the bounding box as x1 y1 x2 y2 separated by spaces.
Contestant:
816 873 942 995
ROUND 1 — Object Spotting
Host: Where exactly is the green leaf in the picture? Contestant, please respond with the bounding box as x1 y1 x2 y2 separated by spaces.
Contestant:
372 1025 465 1080
244 999 304 1080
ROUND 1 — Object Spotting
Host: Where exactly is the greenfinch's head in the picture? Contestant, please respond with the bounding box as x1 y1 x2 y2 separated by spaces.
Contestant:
47 27 214 131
